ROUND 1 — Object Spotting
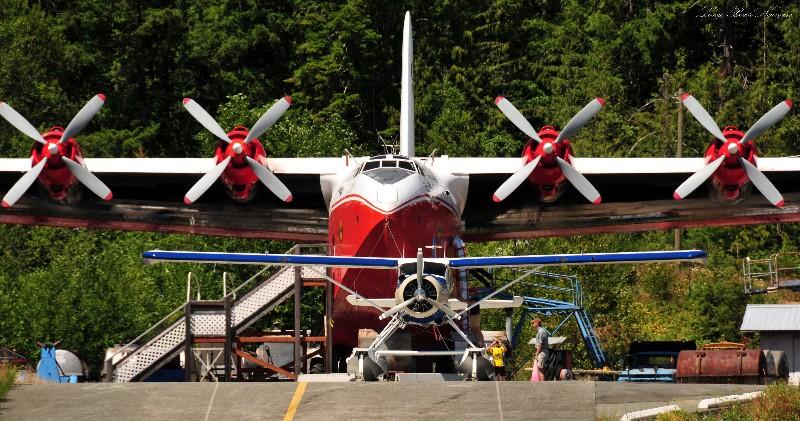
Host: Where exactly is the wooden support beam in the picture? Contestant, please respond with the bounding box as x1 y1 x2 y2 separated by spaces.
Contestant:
294 265 302 376
234 349 296 380
236 336 326 343
193 337 226 343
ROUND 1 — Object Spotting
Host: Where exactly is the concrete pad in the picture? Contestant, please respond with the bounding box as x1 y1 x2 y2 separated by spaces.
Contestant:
1 383 297 421
0 381 766 421
294 382 595 420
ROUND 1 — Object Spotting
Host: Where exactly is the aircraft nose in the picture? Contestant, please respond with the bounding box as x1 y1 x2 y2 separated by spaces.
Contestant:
377 185 398 203
727 142 739 155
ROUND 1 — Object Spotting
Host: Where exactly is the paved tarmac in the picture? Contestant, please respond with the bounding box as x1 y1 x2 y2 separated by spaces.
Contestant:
0 381 764 420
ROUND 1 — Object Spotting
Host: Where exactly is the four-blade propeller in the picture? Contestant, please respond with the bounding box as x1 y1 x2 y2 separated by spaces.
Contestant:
182 96 293 204
675 94 792 207
0 94 111 207
493 96 604 204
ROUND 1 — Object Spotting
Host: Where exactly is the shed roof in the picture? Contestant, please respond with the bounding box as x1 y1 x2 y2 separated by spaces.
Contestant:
740 304 800 331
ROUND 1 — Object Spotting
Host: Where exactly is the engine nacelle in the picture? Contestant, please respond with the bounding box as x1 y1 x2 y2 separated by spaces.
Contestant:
395 273 451 324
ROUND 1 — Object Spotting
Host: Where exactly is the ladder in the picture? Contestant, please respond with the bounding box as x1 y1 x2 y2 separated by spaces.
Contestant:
110 245 326 382
574 308 606 367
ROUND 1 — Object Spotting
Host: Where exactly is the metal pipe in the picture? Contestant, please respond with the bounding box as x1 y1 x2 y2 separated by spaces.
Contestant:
186 272 193 302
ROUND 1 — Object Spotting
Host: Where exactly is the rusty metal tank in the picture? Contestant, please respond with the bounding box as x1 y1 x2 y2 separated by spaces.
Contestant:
675 349 764 384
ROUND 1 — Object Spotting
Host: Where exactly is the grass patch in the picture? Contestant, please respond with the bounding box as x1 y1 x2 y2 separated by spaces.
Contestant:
656 383 800 421
0 364 15 398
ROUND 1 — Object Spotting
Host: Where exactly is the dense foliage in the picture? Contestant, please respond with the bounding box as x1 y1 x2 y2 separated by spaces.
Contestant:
1 1 799 375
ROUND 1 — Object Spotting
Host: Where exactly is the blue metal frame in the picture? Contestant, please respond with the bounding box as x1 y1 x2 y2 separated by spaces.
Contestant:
501 271 608 369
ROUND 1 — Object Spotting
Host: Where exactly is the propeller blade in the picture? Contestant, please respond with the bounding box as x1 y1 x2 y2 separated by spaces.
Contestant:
2 158 48 207
416 248 424 291
0 102 46 144
244 156 293 202
740 158 784 207
740 100 793 144
62 157 112 201
556 157 601 204
424 297 460 320
673 155 726 200
182 98 231 143
184 156 231 204
495 96 542 143
681 93 726 142
555 97 605 143
378 297 417 320
244 96 292 143
59 94 105 143
492 155 542 202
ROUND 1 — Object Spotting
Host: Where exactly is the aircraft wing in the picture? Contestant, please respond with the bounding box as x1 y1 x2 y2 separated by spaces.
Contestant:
0 157 343 241
434 156 800 175
142 249 706 267
435 156 800 241
1 155 800 241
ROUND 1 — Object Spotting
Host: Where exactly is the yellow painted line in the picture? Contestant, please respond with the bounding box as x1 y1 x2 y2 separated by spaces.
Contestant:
283 381 308 421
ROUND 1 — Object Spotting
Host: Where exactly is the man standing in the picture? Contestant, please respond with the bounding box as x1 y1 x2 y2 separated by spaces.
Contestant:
486 335 507 381
532 318 549 381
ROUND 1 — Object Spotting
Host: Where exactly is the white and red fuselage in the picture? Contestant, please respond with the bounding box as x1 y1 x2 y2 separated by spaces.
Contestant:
324 154 468 349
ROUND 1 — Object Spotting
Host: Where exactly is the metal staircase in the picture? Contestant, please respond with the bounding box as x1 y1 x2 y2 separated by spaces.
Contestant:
503 271 607 369
109 245 326 382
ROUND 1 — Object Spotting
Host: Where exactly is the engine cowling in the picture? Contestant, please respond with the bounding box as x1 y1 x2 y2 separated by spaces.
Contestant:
394 273 450 323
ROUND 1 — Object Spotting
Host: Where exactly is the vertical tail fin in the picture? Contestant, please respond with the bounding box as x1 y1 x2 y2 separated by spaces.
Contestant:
399 11 414 157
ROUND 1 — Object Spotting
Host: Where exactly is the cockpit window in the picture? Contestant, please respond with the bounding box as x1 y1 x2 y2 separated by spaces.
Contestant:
381 160 397 168
362 161 380 171
398 161 415 171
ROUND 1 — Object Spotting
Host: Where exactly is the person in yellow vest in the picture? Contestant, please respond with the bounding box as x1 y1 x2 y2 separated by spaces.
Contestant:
486 335 507 381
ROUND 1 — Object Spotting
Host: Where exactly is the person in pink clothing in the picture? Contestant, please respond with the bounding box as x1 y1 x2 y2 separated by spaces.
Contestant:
530 318 549 381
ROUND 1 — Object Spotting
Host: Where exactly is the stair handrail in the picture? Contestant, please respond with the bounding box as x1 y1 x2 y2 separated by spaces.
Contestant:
222 243 327 300
107 243 328 369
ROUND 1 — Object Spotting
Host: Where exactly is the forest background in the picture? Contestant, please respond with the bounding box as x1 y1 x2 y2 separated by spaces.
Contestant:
1 0 799 377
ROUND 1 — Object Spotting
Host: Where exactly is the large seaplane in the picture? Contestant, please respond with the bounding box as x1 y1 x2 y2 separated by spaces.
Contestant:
0 11 792 376
139 12 708 380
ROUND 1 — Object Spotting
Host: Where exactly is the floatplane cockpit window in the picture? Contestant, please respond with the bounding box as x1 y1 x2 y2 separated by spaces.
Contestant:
360 156 417 174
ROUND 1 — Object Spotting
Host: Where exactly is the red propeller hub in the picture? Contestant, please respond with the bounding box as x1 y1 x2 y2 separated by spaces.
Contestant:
214 125 269 202
32 126 82 202
519 126 573 202
708 125 752 202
